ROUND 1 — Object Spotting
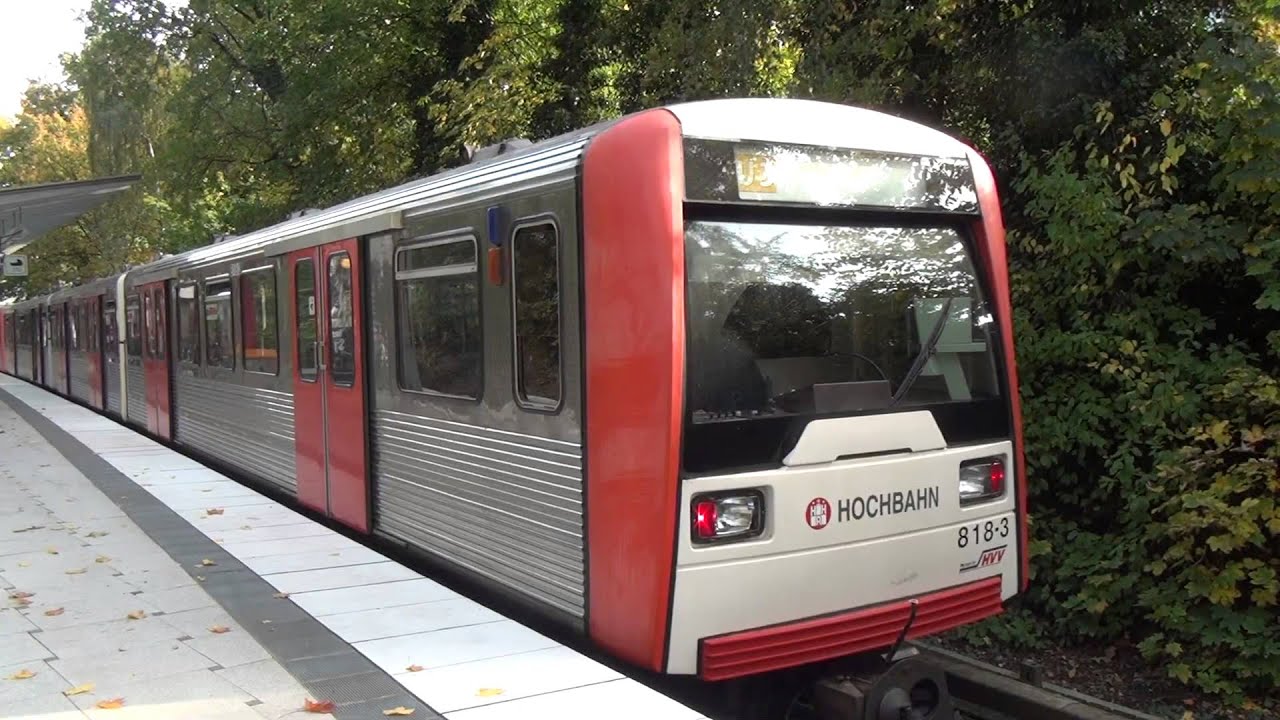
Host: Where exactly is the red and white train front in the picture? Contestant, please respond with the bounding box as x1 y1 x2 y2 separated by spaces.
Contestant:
581 99 1026 680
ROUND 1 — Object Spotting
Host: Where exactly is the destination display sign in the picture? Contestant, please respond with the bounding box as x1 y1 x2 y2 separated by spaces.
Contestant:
684 138 980 213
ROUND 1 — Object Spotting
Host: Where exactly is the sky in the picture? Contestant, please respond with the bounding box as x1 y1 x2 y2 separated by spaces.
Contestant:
0 0 92 120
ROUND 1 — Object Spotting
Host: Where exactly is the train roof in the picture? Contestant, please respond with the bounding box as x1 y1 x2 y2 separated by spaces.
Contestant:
6 98 977 301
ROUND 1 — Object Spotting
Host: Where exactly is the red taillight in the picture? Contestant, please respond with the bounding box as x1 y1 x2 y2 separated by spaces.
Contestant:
960 456 1007 505
694 500 718 540
691 491 765 544
988 460 1005 494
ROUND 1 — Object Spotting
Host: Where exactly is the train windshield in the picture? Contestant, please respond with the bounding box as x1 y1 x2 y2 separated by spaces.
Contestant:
684 220 1002 424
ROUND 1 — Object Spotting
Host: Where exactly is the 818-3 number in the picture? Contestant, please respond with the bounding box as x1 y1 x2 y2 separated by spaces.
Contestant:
957 518 1010 548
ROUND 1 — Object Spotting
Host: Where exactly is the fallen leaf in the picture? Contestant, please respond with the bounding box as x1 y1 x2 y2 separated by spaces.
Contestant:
44 607 65 617
65 683 95 696
383 708 415 716
273 592 290 599
64 568 86 575
476 688 504 698
200 488 213 493
303 698 336 713
95 555 111 564
7 669 36 680
11 525 44 533
8 591 33 599
46 548 58 555
239 525 252 530
205 508 224 516
199 558 216 566
95 698 126 710
17 561 29 568
13 597 32 607
86 531 109 538
127 610 146 620
405 665 424 673
195 576 206 582
209 625 230 634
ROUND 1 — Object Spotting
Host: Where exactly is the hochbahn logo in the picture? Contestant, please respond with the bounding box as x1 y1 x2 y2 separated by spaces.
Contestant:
806 487 941 530
806 498 831 530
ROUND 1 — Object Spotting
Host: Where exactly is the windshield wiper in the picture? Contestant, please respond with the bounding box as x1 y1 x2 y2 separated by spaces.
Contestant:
889 297 955 407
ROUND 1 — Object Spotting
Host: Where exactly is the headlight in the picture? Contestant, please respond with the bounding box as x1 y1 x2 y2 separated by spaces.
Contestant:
959 457 1006 506
692 490 765 544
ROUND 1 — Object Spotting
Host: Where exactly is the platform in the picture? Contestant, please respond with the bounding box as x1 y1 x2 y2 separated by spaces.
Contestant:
0 376 707 720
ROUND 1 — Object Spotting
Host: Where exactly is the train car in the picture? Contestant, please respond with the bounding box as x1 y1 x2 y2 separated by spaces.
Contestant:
0 99 1026 701
9 297 45 384
47 278 116 411
0 308 10 375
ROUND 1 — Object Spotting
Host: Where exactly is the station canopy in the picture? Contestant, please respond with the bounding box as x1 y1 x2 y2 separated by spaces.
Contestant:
0 175 141 255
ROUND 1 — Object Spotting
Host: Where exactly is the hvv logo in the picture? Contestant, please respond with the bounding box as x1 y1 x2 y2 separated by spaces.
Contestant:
960 545 1007 573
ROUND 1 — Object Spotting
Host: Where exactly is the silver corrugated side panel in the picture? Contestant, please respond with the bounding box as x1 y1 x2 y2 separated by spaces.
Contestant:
105 365 121 415
173 375 296 495
371 410 586 619
69 355 91 403
125 363 145 425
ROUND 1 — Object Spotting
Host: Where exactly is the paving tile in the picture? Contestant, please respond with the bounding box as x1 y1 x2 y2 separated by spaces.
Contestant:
264 561 419 594
66 667 257 719
0 630 53 666
240 546 385 576
34 615 184 659
20 585 164 631
219 533 360 560
0 691 88 720
201 523 336 546
184 629 273 668
355 621 559 676
443 678 707 720
0 659 74 707
396 646 622 713
50 640 217 688
160 606 239 639
215 658 313 711
318 598 502 643
291 578 458 617
0 605 40 636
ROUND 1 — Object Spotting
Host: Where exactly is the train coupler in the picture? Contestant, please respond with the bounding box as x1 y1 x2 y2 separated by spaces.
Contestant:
811 652 955 720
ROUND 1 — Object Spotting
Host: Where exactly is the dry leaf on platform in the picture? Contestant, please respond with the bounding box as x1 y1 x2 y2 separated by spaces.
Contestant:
206 508 224 516
126 610 146 620
95 698 125 709
86 531 109 538
64 683 94 696
273 592 290 599
405 664 424 673
475 688 504 698
44 607 64 616
199 558 217 566
303 698 336 713
8 591 33 599
209 625 230 634
383 708 415 716
95 555 110 564
64 568 86 575
7 669 35 680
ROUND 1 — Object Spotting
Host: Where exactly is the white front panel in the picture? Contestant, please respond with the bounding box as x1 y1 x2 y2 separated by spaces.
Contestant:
666 436 1018 674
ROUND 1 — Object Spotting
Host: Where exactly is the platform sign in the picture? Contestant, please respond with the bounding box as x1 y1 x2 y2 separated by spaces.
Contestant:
2 254 29 277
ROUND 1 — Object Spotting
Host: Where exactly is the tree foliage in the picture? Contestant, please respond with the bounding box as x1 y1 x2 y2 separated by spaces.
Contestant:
0 0 1277 700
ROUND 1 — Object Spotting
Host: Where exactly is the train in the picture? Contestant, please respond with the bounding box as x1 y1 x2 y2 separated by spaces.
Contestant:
0 98 1027 698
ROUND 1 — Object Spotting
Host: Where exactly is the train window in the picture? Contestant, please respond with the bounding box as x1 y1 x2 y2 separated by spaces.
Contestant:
295 260 318 382
87 303 97 352
204 279 234 369
241 267 279 375
126 294 141 357
327 253 355 387
152 287 167 358
511 222 561 409
177 284 200 364
394 235 481 399
143 291 156 357
104 302 117 359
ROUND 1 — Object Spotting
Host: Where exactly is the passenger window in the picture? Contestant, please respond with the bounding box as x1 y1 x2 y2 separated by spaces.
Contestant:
153 288 166 357
204 279 234 369
104 302 116 357
295 260 318 382
511 223 561 409
176 284 200 363
240 268 279 375
126 295 141 357
395 236 481 398
327 253 355 387
143 292 155 358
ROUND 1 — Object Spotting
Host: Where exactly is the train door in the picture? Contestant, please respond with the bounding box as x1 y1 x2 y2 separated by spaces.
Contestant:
287 239 370 532
103 298 118 414
141 281 172 439
88 296 104 408
53 304 68 394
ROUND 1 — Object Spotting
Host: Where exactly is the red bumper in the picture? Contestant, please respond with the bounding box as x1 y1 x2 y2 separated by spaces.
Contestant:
698 576 1004 680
